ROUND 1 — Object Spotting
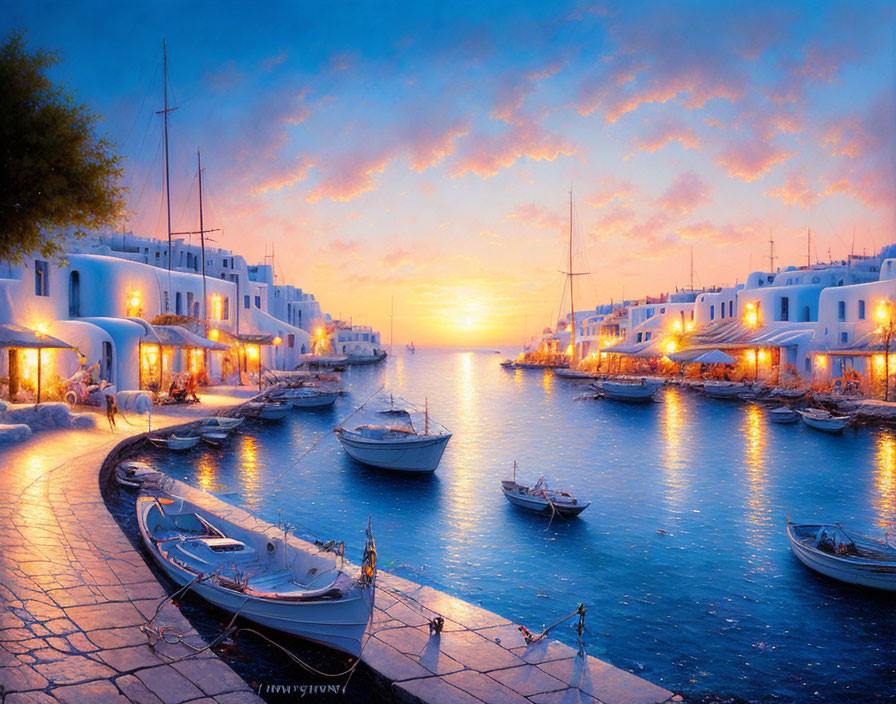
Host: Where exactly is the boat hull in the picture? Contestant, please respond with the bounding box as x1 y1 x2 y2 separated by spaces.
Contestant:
798 412 849 433
703 383 751 399
501 489 589 517
787 524 896 591
335 432 451 472
768 409 800 424
595 379 661 402
287 392 338 408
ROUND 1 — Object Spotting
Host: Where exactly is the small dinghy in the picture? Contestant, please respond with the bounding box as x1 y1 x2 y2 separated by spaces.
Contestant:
768 406 800 424
201 431 229 447
274 387 339 408
115 461 164 488
554 368 598 380
199 416 244 432
499 359 517 369
148 434 201 451
137 490 377 655
797 409 850 433
787 521 896 591
242 401 292 421
593 378 662 402
334 394 451 473
703 381 752 399
500 464 590 518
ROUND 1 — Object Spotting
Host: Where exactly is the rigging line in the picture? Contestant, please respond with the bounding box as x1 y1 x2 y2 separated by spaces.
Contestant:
272 384 385 483
123 60 161 153
130 134 164 228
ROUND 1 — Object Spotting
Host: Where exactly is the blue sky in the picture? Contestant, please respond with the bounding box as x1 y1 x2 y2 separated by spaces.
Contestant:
6 1 895 344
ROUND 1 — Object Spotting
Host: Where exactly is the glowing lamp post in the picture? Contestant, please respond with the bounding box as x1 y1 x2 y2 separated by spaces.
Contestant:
742 302 761 381
875 299 896 401
126 291 142 318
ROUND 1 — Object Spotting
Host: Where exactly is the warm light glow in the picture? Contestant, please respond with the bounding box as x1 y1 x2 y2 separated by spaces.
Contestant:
565 344 573 356
35 323 47 335
685 320 695 332
208 328 220 341
672 319 683 333
757 349 768 363
126 290 142 317
663 338 678 354
874 434 896 528
876 301 890 322
743 302 759 327
20 349 38 381
273 336 282 346
189 349 205 374
210 294 223 320
246 345 259 361
815 354 827 369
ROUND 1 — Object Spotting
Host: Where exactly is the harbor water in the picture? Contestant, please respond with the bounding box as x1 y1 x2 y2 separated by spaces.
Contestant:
139 348 896 702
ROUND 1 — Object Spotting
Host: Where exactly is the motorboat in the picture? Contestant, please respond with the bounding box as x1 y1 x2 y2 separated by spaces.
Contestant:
242 400 292 422
334 394 451 473
198 416 244 432
767 406 800 424
593 378 662 402
148 434 201 451
786 521 896 591
499 359 518 369
136 489 377 655
500 464 590 518
115 460 164 488
702 381 753 399
797 409 851 433
553 368 598 380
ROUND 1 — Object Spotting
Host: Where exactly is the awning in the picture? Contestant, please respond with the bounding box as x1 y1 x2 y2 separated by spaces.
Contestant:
692 349 737 365
0 324 72 349
233 332 276 345
602 339 654 356
826 330 887 356
152 325 228 351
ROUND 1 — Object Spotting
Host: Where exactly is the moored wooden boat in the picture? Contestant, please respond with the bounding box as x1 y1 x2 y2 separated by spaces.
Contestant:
797 409 850 433
115 461 164 488
136 489 377 655
594 378 662 402
273 387 339 408
702 381 752 399
201 431 229 446
786 521 896 591
500 465 589 518
242 400 292 421
148 434 201 451
767 406 800 424
199 416 244 432
554 368 598 380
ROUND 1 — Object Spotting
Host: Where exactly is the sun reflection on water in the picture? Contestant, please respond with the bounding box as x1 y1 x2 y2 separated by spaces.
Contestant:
660 387 687 512
873 432 896 528
447 352 477 540
741 404 771 558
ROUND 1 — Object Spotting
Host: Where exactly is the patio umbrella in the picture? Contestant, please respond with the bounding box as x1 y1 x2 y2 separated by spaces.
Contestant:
692 349 737 365
0 324 73 402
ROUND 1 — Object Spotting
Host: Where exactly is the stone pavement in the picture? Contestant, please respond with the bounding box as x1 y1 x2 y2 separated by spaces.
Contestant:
0 392 263 704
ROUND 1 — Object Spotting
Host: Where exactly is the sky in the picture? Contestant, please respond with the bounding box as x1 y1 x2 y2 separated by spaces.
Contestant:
5 1 896 346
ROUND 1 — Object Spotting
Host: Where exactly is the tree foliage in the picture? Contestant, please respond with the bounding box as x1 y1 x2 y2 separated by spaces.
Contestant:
0 31 124 263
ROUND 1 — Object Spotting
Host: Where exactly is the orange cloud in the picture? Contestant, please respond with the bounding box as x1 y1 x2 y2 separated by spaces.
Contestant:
586 178 637 209
765 173 818 208
656 171 712 215
505 203 565 232
633 118 700 153
714 139 794 182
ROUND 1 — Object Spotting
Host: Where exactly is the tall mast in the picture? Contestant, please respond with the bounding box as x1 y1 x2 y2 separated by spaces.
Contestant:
197 149 207 331
568 190 576 367
807 227 811 268
768 229 776 272
156 40 178 310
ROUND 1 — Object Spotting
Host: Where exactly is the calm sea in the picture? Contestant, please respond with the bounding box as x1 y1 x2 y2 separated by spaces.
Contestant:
140 348 896 702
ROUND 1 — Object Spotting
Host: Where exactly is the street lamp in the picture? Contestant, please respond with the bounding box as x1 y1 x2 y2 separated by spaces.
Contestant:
875 299 896 401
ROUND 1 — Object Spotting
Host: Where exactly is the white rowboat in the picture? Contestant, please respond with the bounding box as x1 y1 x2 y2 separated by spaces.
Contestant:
594 378 662 402
115 461 164 488
702 381 752 399
787 522 896 591
500 469 590 518
767 407 800 424
148 434 201 451
136 490 376 655
797 409 850 433
242 401 292 421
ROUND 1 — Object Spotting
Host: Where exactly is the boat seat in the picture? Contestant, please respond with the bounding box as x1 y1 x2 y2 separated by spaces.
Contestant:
247 569 294 589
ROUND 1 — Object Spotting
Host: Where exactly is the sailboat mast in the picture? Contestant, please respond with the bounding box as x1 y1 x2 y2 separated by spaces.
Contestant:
197 149 207 331
568 190 576 367
155 40 178 311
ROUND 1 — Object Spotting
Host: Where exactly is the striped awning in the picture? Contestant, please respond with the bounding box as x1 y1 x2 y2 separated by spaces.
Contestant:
0 324 72 349
152 325 228 351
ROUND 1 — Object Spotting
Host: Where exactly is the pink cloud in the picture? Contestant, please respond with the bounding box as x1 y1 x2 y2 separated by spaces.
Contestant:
251 158 313 196
586 178 637 209
401 120 471 172
713 139 794 182
765 173 818 208
674 220 753 246
656 171 712 215
306 150 395 203
632 118 700 153
505 204 565 232
451 117 575 179
587 204 636 241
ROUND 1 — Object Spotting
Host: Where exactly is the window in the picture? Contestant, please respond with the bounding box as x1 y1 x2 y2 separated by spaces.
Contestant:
729 301 733 317
837 301 846 321
175 292 182 315
710 305 715 320
68 271 80 316
805 357 811 372
244 295 250 309
636 333 643 342
35 260 49 296
222 297 230 320
858 300 866 320
287 334 295 349
163 291 170 312
101 341 113 382
720 303 725 319
645 332 652 341
187 292 194 312
841 332 848 344
254 295 261 308
780 296 789 321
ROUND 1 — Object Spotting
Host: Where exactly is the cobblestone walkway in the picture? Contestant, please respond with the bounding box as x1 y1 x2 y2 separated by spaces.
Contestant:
0 400 263 704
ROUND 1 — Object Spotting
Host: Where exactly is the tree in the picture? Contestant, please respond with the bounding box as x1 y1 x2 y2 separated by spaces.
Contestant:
0 31 124 263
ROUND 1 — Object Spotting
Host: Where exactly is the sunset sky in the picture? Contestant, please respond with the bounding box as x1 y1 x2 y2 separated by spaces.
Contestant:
6 2 895 346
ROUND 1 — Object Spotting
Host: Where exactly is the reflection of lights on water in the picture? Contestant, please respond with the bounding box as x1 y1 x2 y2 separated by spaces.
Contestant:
542 369 553 397
195 454 217 490
449 352 476 536
239 435 260 503
743 404 768 521
660 387 686 509
874 433 896 528
395 356 405 386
